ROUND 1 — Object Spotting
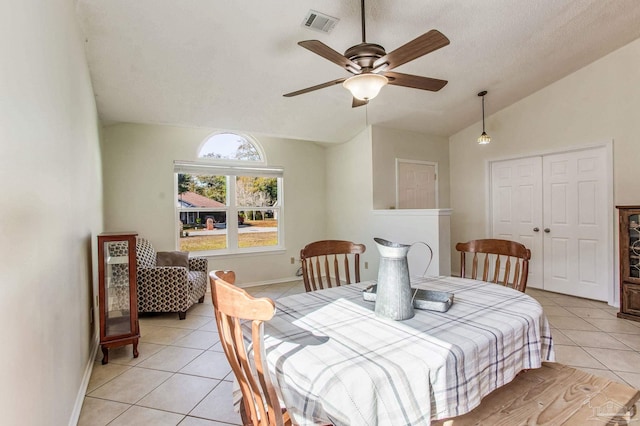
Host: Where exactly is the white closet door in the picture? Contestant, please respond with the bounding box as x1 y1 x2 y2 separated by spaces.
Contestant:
490 157 543 288
543 148 608 300
490 146 610 300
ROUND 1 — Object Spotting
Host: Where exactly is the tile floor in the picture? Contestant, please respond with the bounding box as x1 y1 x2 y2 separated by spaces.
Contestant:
78 281 640 425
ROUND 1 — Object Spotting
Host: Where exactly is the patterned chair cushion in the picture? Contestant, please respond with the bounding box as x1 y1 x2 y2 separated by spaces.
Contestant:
156 251 189 268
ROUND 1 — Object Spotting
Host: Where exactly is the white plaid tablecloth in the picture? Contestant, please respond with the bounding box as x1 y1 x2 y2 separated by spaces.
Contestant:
262 276 555 426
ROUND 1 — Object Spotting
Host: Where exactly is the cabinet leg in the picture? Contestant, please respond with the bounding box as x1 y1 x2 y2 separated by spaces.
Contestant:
132 339 139 358
101 346 109 365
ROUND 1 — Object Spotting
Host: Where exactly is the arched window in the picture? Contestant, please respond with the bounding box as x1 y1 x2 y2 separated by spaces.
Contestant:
175 132 283 256
197 132 266 164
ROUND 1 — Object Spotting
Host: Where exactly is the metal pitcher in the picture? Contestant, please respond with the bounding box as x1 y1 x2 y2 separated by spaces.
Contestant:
373 237 415 321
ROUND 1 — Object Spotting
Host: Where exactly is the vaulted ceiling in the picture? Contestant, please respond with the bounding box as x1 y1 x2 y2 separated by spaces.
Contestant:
76 0 640 143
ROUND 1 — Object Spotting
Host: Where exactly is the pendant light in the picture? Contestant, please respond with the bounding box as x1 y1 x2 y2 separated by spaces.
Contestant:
477 90 491 145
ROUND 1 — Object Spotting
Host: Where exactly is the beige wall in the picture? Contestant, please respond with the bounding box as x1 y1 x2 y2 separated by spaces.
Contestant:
449 38 640 287
325 127 378 280
0 1 103 424
372 126 451 209
101 123 327 285
102 122 451 286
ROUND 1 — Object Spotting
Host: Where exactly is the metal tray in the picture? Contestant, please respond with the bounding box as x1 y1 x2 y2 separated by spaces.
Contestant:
362 284 454 313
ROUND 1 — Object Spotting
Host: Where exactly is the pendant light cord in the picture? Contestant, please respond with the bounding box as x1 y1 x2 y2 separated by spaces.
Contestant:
482 95 486 132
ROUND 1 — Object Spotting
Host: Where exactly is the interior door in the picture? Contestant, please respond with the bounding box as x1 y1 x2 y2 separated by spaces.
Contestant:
490 157 543 288
397 160 437 209
490 147 610 300
542 148 608 300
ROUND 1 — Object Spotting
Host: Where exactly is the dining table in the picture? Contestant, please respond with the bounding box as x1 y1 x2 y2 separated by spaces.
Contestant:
259 275 555 426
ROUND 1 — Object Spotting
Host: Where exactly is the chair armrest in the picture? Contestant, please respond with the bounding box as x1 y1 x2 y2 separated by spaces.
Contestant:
188 257 208 273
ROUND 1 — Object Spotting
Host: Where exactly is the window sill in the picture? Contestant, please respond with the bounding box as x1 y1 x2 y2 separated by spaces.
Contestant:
189 247 286 259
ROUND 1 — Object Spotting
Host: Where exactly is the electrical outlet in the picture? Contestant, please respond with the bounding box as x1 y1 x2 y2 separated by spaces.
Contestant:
365 261 368 269
290 257 295 264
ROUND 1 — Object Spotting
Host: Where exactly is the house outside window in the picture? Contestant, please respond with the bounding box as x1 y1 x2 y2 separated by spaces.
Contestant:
175 132 283 255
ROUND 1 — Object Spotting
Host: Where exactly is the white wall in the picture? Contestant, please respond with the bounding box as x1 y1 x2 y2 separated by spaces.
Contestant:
101 123 327 285
372 126 451 209
326 127 451 280
0 1 103 424
449 37 640 297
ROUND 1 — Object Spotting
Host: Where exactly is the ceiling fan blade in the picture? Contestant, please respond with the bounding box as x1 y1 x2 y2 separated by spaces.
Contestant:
283 78 347 97
299 40 362 73
373 30 450 72
352 98 368 108
384 71 447 91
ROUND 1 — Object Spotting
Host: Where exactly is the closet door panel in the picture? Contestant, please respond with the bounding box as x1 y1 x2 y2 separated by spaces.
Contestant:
543 148 608 300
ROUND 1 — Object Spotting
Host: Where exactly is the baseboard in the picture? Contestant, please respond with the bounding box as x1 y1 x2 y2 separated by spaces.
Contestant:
68 334 99 426
237 276 301 288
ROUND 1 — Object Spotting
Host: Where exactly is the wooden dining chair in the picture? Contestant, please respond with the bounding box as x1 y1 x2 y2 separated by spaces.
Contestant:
209 270 291 426
456 239 531 292
300 240 366 292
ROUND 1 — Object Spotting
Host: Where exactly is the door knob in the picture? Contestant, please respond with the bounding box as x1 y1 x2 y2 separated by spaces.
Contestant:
533 227 540 232
544 228 551 233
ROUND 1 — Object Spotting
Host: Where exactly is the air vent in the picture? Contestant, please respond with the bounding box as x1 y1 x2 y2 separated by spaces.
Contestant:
302 10 339 33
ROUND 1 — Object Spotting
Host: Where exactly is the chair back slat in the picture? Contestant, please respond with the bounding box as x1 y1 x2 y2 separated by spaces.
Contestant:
309 257 322 290
209 271 289 426
300 240 366 292
323 255 331 288
483 254 490 281
502 257 511 286
492 255 501 283
343 255 351 283
513 262 521 289
455 239 531 293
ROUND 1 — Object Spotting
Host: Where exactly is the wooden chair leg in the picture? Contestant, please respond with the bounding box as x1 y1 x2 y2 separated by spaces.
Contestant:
178 311 186 320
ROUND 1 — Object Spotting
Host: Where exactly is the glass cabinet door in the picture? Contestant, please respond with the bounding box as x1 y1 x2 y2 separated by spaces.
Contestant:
629 214 640 279
103 240 133 337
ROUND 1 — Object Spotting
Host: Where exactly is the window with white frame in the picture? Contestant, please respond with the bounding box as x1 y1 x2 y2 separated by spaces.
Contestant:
175 133 283 255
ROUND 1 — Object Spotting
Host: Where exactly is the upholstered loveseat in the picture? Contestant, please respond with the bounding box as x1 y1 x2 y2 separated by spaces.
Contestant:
135 237 208 320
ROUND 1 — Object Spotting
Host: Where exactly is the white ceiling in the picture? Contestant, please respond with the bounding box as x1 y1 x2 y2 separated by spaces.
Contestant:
76 0 640 143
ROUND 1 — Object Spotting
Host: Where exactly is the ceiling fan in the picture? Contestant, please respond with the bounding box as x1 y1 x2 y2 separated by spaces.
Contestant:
284 0 450 107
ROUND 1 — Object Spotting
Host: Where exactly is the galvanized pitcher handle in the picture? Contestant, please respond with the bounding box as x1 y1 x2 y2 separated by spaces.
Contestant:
410 241 434 277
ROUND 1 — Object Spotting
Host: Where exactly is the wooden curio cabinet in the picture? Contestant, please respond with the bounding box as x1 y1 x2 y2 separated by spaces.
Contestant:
97 232 140 364
617 207 640 322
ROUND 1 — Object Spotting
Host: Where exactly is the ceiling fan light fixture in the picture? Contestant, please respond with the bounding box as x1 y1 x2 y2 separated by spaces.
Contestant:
343 73 388 101
477 90 491 145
